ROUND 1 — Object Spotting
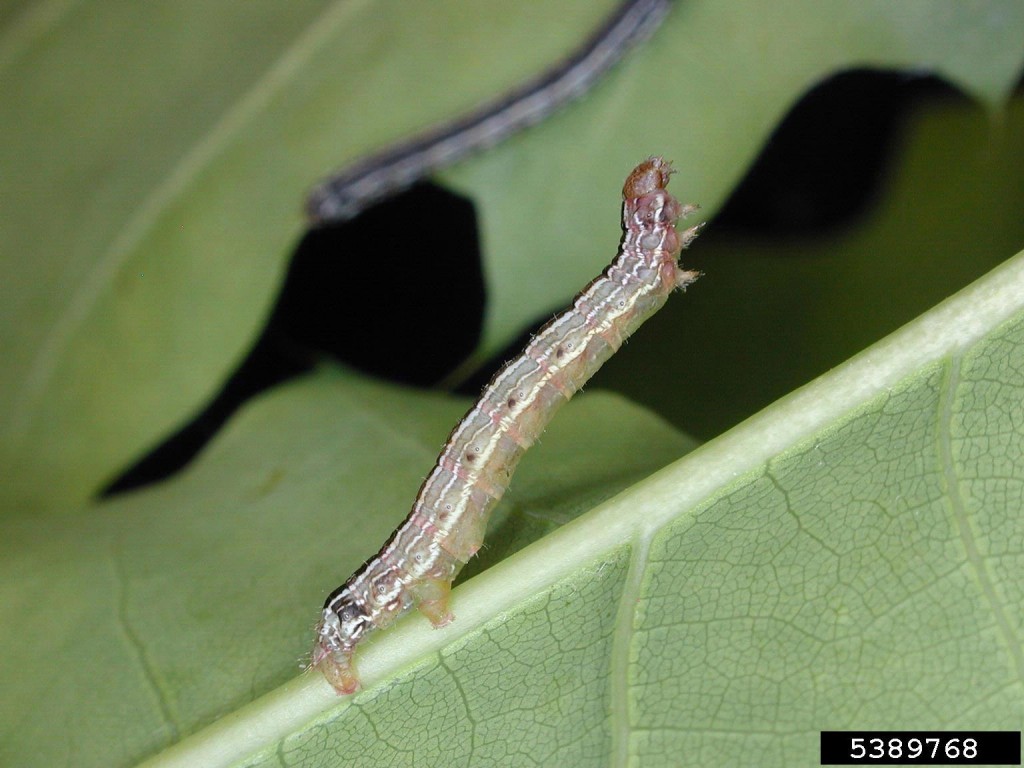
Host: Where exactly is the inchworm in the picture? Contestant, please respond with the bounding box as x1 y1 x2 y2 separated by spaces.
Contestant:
311 157 703 694
305 0 673 223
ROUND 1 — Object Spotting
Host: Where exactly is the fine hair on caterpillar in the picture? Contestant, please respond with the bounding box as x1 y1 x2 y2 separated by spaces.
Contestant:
311 156 703 694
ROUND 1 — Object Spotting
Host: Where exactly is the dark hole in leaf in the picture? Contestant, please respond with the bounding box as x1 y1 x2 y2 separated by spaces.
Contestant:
714 69 957 234
101 183 483 496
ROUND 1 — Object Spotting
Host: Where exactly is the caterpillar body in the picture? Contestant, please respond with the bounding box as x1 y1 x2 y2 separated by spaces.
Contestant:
312 157 703 694
305 0 673 223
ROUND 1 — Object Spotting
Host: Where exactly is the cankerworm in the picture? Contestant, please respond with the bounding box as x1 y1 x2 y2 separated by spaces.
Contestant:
305 0 673 223
312 156 703 693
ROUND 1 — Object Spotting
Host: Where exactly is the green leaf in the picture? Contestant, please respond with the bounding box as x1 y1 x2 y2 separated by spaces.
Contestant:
2 2 1023 767
0 373 695 767
2 0 1022 508
598 96 1024 438
135 252 1024 768
448 0 1024 353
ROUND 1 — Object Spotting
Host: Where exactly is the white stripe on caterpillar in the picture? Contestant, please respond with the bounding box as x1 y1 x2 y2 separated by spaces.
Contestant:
311 156 703 694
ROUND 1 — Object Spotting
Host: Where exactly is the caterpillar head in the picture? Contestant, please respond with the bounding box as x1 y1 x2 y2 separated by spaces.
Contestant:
311 593 374 694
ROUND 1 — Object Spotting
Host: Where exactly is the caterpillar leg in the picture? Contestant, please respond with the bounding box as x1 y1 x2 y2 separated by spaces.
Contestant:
409 578 455 627
317 652 360 695
312 605 366 694
312 640 360 695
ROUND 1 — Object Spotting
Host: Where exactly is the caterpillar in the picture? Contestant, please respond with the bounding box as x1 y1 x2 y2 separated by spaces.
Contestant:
305 0 673 223
312 156 703 694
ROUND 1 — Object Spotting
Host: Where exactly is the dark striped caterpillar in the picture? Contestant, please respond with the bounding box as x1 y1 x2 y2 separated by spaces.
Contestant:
312 156 702 694
305 0 673 223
